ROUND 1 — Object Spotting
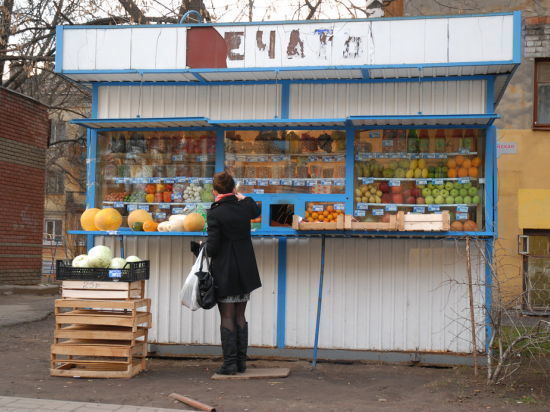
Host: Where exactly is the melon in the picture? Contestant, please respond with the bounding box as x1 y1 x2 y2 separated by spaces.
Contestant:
80 208 100 231
463 220 478 231
183 213 205 232
94 208 122 231
128 209 153 228
450 221 464 231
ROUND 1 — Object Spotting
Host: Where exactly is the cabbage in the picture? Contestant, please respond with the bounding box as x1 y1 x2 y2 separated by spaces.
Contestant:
72 254 90 268
109 257 127 269
88 245 113 268
125 255 141 263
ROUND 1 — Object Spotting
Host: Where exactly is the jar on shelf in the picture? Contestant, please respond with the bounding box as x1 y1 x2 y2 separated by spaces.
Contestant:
301 133 318 152
450 129 463 152
435 129 446 153
394 130 407 152
462 129 476 152
407 129 419 153
418 129 430 153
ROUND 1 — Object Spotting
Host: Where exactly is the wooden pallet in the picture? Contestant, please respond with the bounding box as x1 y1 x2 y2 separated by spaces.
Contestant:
51 298 151 379
402 210 451 231
292 214 345 230
344 212 404 231
61 280 145 300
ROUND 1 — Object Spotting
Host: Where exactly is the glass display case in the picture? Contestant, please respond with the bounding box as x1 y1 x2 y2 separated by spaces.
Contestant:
354 128 485 231
96 131 216 223
224 129 346 195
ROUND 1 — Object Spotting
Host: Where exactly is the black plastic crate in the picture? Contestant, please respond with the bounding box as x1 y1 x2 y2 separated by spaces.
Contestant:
56 260 150 282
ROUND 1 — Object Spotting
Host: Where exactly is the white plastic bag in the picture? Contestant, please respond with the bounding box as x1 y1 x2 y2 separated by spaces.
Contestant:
180 247 205 311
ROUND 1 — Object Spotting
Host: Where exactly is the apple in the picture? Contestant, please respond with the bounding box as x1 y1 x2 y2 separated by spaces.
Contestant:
453 182 461 190
464 195 473 204
403 189 412 199
463 182 472 189
440 189 449 197
411 188 421 198
422 188 432 197
468 187 478 196
460 188 468 197
445 196 454 204
406 196 416 204
432 188 440 197
454 195 463 204
425 196 435 204
435 195 445 204
379 182 390 193
416 197 426 204
392 193 404 204
472 195 480 204
391 186 402 194
381 193 392 203
445 182 454 191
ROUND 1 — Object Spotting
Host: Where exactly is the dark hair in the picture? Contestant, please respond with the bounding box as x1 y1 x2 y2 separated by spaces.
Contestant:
213 171 235 194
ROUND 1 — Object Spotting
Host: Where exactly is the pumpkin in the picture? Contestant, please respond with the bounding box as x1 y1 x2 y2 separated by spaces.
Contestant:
463 220 478 231
183 213 205 232
94 208 122 231
128 209 153 228
143 221 158 232
80 208 100 231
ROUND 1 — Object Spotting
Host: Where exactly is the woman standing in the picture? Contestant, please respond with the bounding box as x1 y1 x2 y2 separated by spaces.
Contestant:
206 171 262 375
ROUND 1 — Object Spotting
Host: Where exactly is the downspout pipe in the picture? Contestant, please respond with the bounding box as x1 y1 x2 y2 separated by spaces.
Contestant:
179 10 203 24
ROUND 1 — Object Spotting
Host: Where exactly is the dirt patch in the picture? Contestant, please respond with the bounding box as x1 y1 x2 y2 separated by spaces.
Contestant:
0 316 548 411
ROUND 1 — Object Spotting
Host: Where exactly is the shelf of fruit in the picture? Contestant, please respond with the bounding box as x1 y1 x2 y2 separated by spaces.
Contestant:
108 176 213 184
355 151 478 160
357 177 484 183
226 153 345 162
103 201 211 206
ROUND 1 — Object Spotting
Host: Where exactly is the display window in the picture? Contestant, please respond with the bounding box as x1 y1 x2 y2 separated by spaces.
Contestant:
354 128 485 231
96 131 215 223
224 130 346 194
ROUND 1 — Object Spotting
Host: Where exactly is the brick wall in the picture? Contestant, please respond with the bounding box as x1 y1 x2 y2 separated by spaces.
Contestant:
524 16 550 58
0 88 49 285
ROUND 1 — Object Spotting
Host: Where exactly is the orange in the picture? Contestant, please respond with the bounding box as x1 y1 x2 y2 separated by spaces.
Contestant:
458 167 468 178
326 205 334 213
447 159 456 169
143 221 158 232
471 157 481 167
462 159 472 169
455 155 465 166
312 212 319 219
323 210 329 217
447 168 457 178
305 211 311 218
469 167 479 177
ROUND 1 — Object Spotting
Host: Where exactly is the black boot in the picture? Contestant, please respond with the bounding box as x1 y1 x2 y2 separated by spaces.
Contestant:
236 322 248 373
216 327 238 375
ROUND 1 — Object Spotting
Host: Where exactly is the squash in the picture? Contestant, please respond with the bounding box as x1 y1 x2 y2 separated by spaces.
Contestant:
94 208 122 231
128 209 153 228
80 208 100 231
183 213 205 232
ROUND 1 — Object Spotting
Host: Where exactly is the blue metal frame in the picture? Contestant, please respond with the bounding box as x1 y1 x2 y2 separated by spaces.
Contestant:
276 238 287 348
485 238 494 352
55 25 63 73
214 128 225 173
280 81 290 119
86 84 99 251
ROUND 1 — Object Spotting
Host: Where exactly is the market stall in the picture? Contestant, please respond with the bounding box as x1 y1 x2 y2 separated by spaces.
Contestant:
58 11 520 363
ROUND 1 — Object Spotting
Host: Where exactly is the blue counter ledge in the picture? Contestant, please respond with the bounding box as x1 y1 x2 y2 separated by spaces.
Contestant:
68 229 494 238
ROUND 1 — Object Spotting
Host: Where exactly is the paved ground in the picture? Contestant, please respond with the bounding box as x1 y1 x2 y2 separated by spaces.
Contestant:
0 295 549 411
0 396 192 411
0 295 56 327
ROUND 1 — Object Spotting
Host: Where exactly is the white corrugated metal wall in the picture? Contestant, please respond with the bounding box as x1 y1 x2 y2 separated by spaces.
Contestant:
289 81 487 118
96 236 278 347
98 85 281 119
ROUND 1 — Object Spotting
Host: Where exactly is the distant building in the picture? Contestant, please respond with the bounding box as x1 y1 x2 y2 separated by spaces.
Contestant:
0 87 49 285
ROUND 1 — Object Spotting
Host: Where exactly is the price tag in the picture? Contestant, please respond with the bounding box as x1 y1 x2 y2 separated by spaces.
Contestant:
127 204 137 212
410 153 420 159
308 156 319 162
355 154 362 161
173 207 187 214
389 180 401 187
385 204 398 212
459 147 470 154
245 179 257 186
320 180 333 186
456 205 469 213
107 230 118 235
108 269 122 279
372 208 384 216
171 192 183 201
197 155 208 162
269 179 281 186
369 131 381 138
312 204 325 212
281 179 292 186
334 204 345 211
164 178 175 184
203 177 213 184
159 203 171 209
357 203 369 210
172 154 183 161
113 202 124 208
413 206 426 213
137 177 147 184
114 177 126 184
433 179 444 186
253 189 265 194
271 155 282 162
436 153 448 159
176 177 187 183
361 177 374 184
248 156 259 162
322 156 334 162
416 179 428 185
138 205 149 211
334 179 345 186
382 139 394 147
151 177 161 184
154 212 166 220
293 180 305 186
335 155 345 162
307 180 317 187
458 177 471 184
226 154 236 161
354 210 366 217
428 205 440 212
257 156 267 162
257 179 268 186
456 212 469 220
190 178 200 184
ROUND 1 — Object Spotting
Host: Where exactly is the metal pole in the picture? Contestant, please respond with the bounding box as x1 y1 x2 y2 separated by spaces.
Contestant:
312 234 326 368
466 236 478 376
119 235 125 258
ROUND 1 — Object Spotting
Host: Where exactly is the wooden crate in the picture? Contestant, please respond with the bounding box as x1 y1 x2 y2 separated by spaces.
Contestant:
292 214 344 231
61 280 144 300
51 298 151 379
344 212 404 231
401 210 451 231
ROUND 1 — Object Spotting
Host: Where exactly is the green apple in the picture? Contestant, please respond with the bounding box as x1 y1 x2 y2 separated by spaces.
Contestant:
445 182 453 191
460 188 468 197
445 196 454 204
435 195 445 204
427 183 434 189
464 182 472 189
450 189 459 197
468 187 478 196
453 182 461 190
440 189 449 197
422 188 432 197
454 195 463 204
472 195 480 204
432 188 440 197
464 195 473 204
425 196 435 205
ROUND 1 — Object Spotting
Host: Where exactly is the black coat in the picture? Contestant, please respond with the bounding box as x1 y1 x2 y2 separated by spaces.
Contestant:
206 195 262 298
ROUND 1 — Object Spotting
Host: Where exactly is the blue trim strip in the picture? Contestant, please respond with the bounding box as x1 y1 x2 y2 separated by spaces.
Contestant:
58 12 516 29
486 76 495 114
86 84 99 251
312 235 326 368
55 26 63 73
191 72 206 83
485 238 494 352
349 114 499 122
344 125 355 215
281 81 290 119
361 69 370 79
494 65 519 108
72 116 209 127
276 237 287 349
485 125 496 233
214 128 225 173
513 11 522 64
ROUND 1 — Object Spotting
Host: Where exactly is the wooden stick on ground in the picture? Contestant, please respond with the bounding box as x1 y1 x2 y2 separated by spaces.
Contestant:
169 393 216 412
465 236 478 376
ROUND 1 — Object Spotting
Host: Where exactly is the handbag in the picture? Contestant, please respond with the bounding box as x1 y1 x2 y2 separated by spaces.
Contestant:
195 245 217 310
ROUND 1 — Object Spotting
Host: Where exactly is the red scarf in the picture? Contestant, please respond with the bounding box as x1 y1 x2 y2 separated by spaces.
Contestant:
215 192 235 202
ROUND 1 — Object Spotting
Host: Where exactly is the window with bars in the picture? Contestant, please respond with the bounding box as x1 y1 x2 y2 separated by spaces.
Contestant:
534 59 550 129
44 219 63 244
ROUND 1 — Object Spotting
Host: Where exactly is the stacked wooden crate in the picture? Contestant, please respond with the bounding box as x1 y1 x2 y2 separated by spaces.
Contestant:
51 280 151 378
